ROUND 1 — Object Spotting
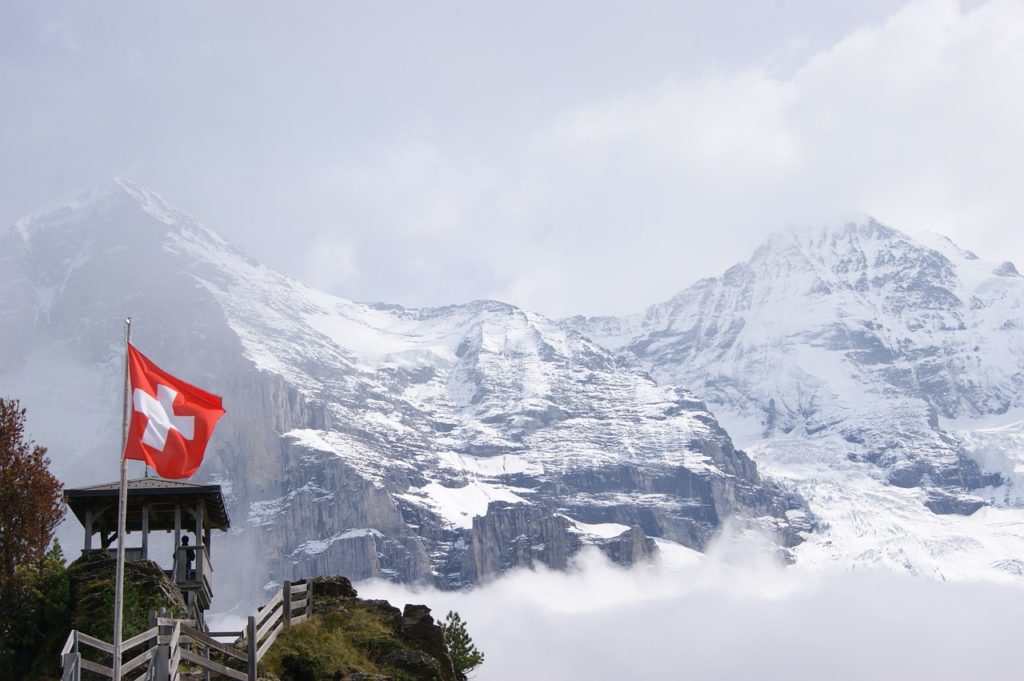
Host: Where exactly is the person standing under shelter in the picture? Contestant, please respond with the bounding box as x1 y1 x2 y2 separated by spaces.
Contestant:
179 535 197 581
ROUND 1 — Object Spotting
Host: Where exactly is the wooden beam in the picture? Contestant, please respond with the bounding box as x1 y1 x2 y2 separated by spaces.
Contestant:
283 581 291 629
179 648 248 681
120 647 155 676
79 658 113 678
246 616 257 681
84 509 94 551
174 505 181 541
141 503 149 560
195 502 203 539
174 504 181 576
120 626 158 653
180 625 248 662
76 632 114 654
256 620 282 661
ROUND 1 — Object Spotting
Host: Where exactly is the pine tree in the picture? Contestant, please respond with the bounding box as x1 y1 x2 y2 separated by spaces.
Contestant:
440 610 484 680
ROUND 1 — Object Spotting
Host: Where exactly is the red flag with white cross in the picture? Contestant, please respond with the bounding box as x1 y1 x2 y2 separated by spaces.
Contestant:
124 344 225 479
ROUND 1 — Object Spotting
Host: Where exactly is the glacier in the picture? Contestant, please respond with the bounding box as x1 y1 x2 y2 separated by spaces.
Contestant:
570 219 1024 582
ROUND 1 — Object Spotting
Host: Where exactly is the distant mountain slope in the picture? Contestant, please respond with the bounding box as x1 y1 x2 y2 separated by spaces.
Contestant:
0 180 807 607
568 220 1024 581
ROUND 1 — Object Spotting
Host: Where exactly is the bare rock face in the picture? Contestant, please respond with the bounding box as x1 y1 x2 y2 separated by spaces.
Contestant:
462 502 581 582
460 502 663 582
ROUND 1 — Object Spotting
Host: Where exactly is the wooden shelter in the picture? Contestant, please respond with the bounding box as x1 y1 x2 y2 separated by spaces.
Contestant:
64 478 231 620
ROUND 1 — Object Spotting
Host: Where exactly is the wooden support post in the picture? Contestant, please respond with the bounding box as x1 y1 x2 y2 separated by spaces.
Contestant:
152 642 169 681
83 509 93 551
60 629 82 680
283 581 292 629
246 616 257 681
149 609 170 681
306 580 313 618
60 652 80 681
194 502 202 542
141 503 150 560
194 502 204 588
173 505 181 578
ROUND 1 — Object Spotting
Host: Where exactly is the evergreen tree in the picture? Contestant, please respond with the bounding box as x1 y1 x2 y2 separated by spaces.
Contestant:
440 610 484 680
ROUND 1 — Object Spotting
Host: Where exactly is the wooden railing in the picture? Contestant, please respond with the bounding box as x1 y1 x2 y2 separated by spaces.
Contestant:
59 579 313 681
60 622 162 681
242 578 313 679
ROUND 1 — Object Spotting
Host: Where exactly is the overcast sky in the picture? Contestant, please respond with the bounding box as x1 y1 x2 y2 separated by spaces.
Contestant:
2 0 1022 317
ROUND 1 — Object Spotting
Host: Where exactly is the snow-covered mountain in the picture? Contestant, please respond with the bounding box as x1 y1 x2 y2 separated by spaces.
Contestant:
0 180 807 607
569 219 1024 581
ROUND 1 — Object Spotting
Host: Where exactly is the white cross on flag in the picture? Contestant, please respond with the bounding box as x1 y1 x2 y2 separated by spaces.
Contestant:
124 344 225 478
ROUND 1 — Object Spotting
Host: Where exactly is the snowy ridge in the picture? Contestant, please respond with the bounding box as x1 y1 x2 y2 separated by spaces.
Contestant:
570 219 1024 582
0 179 805 593
17 181 1024 588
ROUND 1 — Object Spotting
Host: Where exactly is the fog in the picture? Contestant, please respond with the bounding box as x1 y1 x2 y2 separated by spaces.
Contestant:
357 535 1024 680
4 1 1024 316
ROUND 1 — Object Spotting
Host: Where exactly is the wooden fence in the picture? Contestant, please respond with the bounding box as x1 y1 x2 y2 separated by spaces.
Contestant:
59 579 313 681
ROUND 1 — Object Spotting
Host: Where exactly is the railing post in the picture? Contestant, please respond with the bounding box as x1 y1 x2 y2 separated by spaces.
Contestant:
282 580 292 629
151 642 169 681
150 610 171 681
247 616 257 681
306 579 313 618
61 652 81 681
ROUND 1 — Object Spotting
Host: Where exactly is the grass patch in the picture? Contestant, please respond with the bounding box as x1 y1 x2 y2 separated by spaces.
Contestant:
261 608 401 680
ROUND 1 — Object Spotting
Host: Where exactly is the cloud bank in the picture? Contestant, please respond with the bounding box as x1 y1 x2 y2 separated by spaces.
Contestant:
360 541 1024 681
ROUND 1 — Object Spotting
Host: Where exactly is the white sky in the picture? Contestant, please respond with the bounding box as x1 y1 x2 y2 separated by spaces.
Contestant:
2 0 1021 317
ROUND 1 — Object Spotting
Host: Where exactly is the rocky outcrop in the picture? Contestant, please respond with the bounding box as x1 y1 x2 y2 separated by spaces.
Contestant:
264 576 458 681
67 551 187 641
462 502 582 582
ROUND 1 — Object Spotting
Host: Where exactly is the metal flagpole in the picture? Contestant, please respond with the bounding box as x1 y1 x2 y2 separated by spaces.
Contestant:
112 317 132 680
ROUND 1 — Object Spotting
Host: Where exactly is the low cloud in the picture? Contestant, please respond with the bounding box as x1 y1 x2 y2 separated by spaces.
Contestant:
359 531 1024 681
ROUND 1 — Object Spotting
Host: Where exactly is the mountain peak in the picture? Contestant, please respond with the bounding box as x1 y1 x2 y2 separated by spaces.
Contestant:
12 178 193 244
752 217 906 260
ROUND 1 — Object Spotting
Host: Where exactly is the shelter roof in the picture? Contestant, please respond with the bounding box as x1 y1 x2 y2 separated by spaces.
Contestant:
64 478 230 532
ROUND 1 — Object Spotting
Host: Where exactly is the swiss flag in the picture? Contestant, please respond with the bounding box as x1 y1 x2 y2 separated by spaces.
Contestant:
124 344 225 479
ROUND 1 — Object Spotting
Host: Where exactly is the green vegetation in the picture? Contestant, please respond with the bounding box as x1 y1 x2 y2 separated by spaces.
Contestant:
440 611 484 680
0 542 71 681
0 398 66 681
264 602 452 681
262 609 396 680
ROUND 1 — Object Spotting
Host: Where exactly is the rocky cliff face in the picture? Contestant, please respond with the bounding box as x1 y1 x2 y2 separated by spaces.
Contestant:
1 180 809 609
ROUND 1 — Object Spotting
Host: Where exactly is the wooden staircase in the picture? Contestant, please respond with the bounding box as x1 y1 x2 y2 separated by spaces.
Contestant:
59 579 313 681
